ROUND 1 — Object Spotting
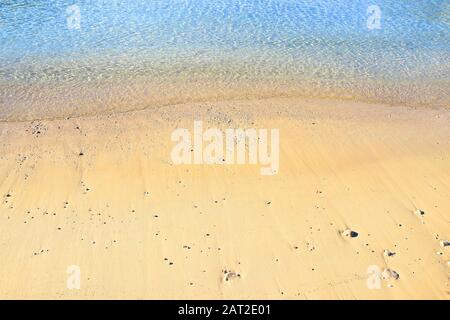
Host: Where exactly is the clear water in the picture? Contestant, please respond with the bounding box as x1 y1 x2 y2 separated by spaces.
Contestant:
0 0 448 120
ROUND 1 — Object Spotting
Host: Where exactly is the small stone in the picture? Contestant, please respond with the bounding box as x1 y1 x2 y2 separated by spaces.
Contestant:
382 268 400 280
414 209 425 216
439 240 450 247
383 249 396 257
342 229 358 238
223 271 240 282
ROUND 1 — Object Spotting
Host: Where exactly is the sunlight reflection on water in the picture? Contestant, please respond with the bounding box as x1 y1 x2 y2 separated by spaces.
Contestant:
0 0 448 120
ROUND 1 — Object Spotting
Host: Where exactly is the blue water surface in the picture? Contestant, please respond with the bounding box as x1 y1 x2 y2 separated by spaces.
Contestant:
0 0 448 120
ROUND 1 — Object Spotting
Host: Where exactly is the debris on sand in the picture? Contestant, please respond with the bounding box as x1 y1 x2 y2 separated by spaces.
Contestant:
382 268 400 280
223 270 241 282
383 249 396 257
307 242 315 251
342 229 358 238
414 209 425 216
439 240 450 248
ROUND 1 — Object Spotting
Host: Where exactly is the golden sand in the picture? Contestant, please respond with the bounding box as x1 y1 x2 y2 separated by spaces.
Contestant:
0 97 449 299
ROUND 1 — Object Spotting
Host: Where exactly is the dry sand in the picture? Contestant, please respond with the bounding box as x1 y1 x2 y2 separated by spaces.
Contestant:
0 97 449 299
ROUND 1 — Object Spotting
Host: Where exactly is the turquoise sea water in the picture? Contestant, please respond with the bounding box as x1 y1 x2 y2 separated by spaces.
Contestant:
0 0 448 120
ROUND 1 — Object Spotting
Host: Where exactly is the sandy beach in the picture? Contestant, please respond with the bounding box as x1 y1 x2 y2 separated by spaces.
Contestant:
0 97 448 299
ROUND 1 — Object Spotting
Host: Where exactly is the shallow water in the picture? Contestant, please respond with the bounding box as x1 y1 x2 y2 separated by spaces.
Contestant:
0 0 448 120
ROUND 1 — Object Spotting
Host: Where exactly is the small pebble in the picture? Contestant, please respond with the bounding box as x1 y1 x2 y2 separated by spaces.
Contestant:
342 229 358 238
382 268 400 280
439 240 450 247
383 249 396 257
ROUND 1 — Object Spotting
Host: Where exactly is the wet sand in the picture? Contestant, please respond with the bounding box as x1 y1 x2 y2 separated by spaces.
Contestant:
0 97 449 299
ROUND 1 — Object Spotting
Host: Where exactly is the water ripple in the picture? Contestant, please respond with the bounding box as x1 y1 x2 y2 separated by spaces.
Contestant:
0 0 448 120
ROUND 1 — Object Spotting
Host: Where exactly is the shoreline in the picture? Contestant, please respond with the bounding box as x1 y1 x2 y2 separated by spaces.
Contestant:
1 94 449 124
2 78 448 122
